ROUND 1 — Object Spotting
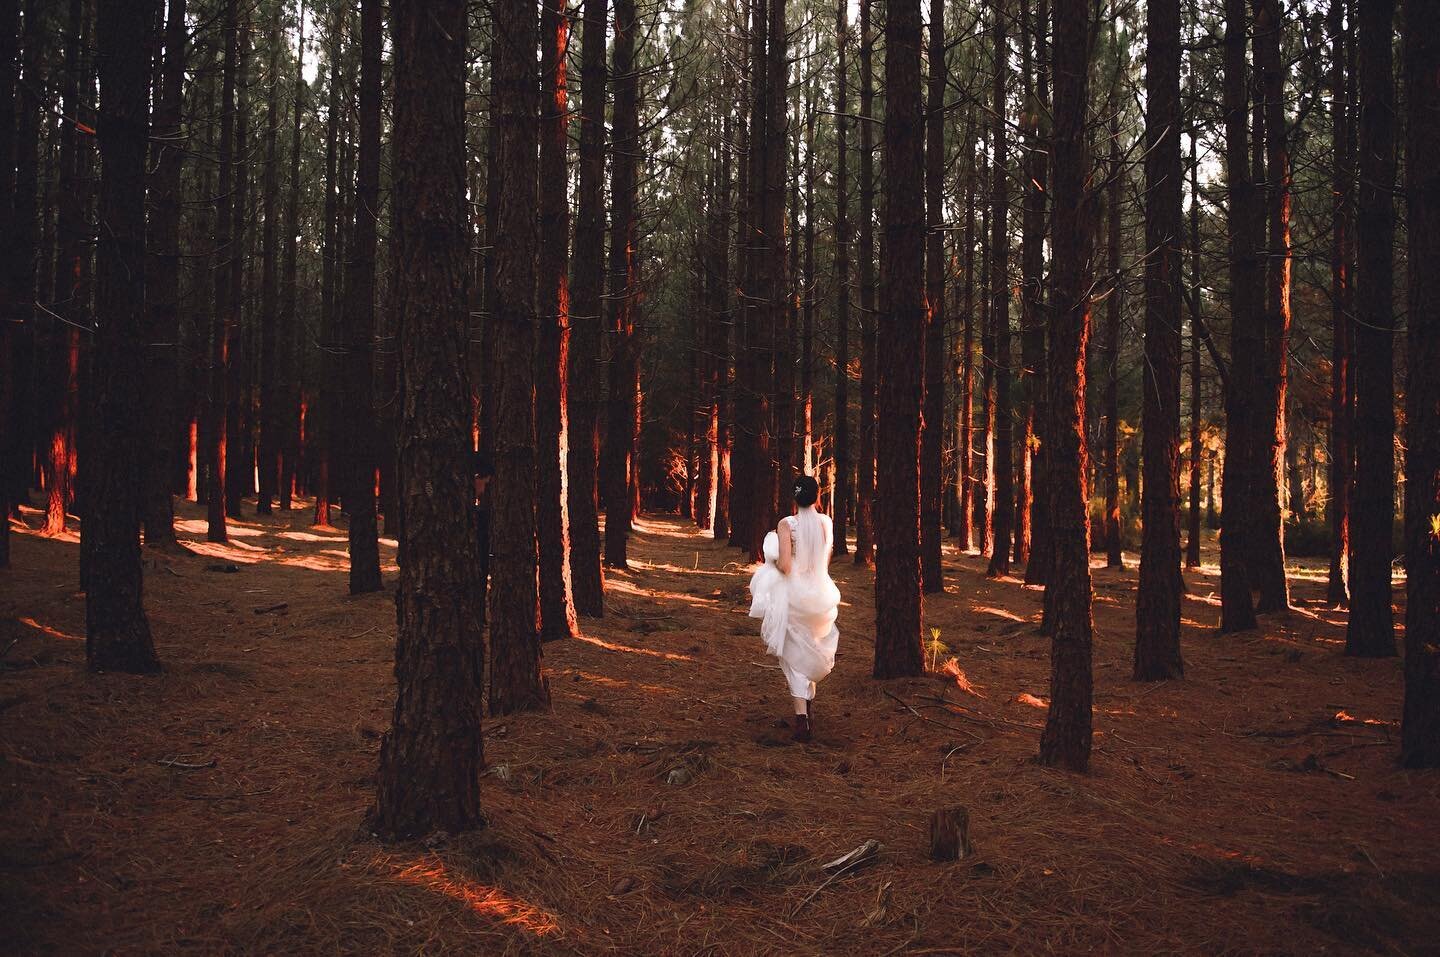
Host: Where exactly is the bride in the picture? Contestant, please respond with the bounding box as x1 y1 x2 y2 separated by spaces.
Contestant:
748 475 841 743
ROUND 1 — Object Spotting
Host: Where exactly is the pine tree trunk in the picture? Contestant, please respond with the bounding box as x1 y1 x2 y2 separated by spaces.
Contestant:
1135 0 1185 681
957 122 976 550
1251 0 1290 614
1345 0 1396 657
487 0 550 714
47 0 84 541
9 0 41 526
1402 0 1440 766
832 0 850 556
1186 133 1203 569
226 21 251 519
854 0 876 567
975 153 992 555
1103 121 1123 569
1326 0 1353 607
278 1 304 512
314 7 345 528
985 0 1013 578
207 0 237 544
343 0 382 595
603 0 640 569
567 0 607 615
873 0 924 678
256 3 281 516
87 0 160 675
920 0 945 594
1219 0 1260 633
1037 0 1092 771
0 0 15 568
713 112 734 542
538 0 578 641
1019 0 1050 584
372 0 486 840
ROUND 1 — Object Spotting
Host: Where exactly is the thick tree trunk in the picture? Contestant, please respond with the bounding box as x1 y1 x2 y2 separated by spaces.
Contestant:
313 7 345 528
854 0 876 567
602 0 640 569
567 0 606 615
1103 122 1123 568
1402 0 1440 767
343 0 382 595
225 22 251 519
1251 0 1290 614
0 0 15 567
372 0 486 840
1219 0 1260 633
1345 0 1396 657
920 0 945 594
256 3 280 517
1186 134 1203 569
538 0 578 641
832 0 850 556
278 1 305 512
1019 0 1050 584
873 0 924 679
488 0 550 714
1326 0 1353 607
1037 0 1092 771
957 124 976 550
207 0 237 544
985 0 1013 578
1135 0 1185 681
87 0 160 674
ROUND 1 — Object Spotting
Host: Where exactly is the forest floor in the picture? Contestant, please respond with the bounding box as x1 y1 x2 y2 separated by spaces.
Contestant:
3 498 1440 956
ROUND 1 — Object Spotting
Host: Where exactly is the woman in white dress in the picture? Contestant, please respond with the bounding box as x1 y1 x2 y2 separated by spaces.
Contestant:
748 475 841 743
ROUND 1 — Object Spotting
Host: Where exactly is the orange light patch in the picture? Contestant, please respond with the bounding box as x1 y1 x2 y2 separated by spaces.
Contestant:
391 861 560 937
19 617 82 642
573 633 694 662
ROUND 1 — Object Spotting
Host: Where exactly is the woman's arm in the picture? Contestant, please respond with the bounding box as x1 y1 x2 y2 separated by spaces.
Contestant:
776 518 793 574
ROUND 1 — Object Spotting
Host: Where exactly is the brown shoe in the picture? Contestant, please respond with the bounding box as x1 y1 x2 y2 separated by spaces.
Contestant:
792 714 812 744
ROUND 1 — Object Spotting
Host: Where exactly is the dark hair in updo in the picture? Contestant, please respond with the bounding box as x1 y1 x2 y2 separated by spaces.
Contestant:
793 474 819 507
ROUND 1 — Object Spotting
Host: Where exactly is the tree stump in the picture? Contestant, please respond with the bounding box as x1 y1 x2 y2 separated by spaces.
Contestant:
928 807 972 862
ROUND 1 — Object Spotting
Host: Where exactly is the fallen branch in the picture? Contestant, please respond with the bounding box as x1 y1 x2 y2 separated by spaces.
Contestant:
253 602 288 615
157 756 217 770
882 690 985 743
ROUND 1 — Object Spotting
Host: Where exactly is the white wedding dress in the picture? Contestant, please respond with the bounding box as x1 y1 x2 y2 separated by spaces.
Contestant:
747 506 841 701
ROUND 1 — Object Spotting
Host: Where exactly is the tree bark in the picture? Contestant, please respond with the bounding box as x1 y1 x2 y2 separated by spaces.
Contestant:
1219 0 1260 633
373 0 485 840
873 0 924 679
1251 0 1290 614
832 0 850 556
256 1 281 516
538 0 579 641
344 0 382 595
854 0 876 567
1186 131 1203 569
488 0 550 714
0 0 15 567
957 121 976 550
278 0 305 512
1402 0 1440 767
1019 0 1051 584
1135 0 1185 681
87 0 161 674
1345 0 1396 657
313 6 346 528
920 0 946 594
1103 119 1123 568
602 0 640 569
1326 0 1353 607
985 0 1013 579
1037 0 1092 771
206 0 237 544
568 0 607 615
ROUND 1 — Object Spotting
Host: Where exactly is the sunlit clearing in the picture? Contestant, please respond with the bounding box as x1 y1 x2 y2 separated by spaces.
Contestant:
573 633 695 662
1014 692 1049 709
174 519 263 537
391 861 560 937
19 616 81 642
